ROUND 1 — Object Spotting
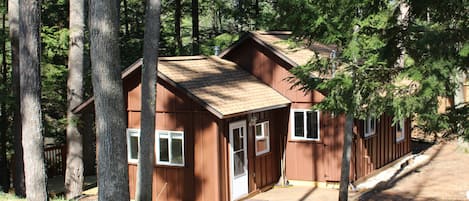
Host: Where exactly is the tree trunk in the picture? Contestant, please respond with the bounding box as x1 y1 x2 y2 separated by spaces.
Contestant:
0 0 10 191
89 0 130 200
64 0 86 198
174 0 182 55
8 0 25 196
396 1 409 69
338 114 353 201
135 0 160 200
123 0 129 36
19 0 48 199
191 0 199 55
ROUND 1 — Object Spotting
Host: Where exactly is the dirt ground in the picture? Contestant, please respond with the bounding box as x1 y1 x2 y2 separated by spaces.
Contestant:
358 140 469 201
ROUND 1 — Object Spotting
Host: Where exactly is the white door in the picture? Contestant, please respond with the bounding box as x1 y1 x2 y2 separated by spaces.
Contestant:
229 120 248 200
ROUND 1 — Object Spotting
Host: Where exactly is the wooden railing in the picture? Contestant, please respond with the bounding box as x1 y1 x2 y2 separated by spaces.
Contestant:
44 145 66 177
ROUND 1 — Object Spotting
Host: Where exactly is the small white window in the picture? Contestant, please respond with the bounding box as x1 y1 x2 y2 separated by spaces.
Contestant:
364 117 376 138
396 119 405 142
156 131 185 166
291 109 320 141
255 121 270 156
126 128 140 163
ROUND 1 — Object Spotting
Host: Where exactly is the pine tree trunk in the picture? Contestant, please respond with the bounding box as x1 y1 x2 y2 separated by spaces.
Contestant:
89 0 130 200
191 0 199 55
174 0 182 54
135 0 160 200
64 0 85 198
8 0 25 196
338 114 353 201
0 0 10 191
19 0 48 199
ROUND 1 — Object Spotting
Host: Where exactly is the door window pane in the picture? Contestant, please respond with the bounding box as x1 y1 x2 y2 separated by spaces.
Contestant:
234 151 245 177
233 128 243 151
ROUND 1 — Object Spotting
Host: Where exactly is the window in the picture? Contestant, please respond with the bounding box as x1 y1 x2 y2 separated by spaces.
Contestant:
396 119 405 142
126 129 140 163
255 121 270 156
156 131 184 166
291 110 320 140
363 117 376 138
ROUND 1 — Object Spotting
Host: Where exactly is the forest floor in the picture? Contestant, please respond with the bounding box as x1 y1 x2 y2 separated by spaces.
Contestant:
357 139 469 201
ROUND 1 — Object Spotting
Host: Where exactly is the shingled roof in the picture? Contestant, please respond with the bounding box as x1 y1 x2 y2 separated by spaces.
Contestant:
220 31 337 68
73 56 291 119
158 56 290 118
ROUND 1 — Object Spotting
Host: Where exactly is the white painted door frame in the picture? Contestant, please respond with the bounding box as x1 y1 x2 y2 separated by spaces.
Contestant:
229 120 248 201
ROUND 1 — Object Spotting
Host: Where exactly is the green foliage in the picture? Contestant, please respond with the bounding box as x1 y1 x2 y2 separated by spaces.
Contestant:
200 33 239 55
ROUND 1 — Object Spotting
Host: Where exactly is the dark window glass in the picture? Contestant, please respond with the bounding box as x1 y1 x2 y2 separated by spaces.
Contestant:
234 151 245 176
171 138 183 164
130 135 138 159
294 112 304 137
306 111 319 139
233 128 243 151
255 124 262 137
159 138 169 162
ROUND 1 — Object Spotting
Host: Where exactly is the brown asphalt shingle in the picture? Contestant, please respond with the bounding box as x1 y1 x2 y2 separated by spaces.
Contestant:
159 56 291 118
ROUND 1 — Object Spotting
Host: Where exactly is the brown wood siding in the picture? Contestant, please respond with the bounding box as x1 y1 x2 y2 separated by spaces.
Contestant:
351 114 412 180
124 69 222 201
223 38 325 103
285 111 345 182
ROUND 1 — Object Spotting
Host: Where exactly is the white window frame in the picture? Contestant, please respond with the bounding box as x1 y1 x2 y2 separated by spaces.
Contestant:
363 117 376 138
291 109 320 141
255 121 270 156
126 128 140 164
156 130 185 167
395 119 405 142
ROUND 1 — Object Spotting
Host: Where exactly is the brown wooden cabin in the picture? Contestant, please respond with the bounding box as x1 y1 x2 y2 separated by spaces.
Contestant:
220 31 412 185
75 56 292 201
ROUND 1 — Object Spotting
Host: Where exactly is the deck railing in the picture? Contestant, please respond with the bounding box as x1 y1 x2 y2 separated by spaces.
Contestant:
44 145 66 177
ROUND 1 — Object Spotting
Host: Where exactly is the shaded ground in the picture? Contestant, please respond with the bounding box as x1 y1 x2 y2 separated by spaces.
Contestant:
358 140 469 201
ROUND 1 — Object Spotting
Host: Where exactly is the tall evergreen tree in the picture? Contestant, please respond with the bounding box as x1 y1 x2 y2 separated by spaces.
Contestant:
64 0 86 198
90 0 130 200
135 0 161 199
0 0 10 191
19 0 48 199
192 0 199 54
8 0 25 196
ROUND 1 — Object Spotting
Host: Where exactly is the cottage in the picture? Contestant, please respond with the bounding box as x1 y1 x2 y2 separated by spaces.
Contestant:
75 31 412 201
75 56 291 201
220 31 411 185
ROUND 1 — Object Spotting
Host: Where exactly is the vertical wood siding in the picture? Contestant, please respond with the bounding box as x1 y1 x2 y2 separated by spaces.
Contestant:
351 114 412 180
125 70 222 201
223 38 412 183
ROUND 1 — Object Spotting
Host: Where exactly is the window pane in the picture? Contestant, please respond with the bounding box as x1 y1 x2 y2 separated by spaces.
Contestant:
263 122 269 137
370 118 375 131
255 124 262 137
364 120 370 134
171 138 183 164
234 151 245 176
294 112 304 137
256 139 267 153
233 128 243 151
306 111 318 139
159 138 169 162
130 135 139 160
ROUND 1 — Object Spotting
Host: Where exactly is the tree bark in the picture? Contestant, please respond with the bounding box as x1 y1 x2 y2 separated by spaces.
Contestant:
89 0 130 200
65 0 86 198
0 0 10 191
135 0 160 200
8 0 25 196
191 0 199 55
338 114 353 201
19 0 48 199
174 0 182 55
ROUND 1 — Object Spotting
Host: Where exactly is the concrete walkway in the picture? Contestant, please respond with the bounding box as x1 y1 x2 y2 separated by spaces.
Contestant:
247 186 339 201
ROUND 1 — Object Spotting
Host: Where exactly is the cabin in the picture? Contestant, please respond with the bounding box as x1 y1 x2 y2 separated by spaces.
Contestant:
74 31 412 201
220 31 412 185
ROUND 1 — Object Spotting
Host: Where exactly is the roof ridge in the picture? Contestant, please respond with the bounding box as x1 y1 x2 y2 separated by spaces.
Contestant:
159 55 207 61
